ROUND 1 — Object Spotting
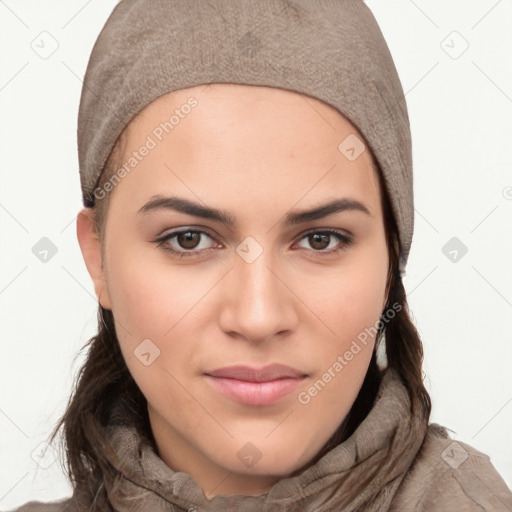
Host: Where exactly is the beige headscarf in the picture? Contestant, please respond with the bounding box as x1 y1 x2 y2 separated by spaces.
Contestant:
77 0 415 271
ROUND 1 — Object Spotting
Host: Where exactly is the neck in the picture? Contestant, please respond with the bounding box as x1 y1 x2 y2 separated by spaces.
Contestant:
148 405 282 498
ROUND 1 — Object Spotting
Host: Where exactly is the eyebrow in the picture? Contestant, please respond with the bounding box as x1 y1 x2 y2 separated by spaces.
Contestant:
137 194 371 226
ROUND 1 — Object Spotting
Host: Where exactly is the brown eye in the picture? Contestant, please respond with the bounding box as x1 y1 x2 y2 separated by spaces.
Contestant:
176 231 202 249
155 229 217 258
308 233 330 250
296 230 354 254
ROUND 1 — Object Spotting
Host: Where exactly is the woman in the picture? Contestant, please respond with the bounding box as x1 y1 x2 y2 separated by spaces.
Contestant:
11 0 512 510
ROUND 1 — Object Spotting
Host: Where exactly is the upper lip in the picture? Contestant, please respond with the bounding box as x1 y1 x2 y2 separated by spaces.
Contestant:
205 364 307 382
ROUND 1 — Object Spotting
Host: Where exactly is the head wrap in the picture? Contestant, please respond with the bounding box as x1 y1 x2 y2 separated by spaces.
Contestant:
77 0 414 270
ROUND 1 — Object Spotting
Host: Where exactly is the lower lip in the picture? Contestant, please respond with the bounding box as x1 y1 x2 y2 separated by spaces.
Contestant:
205 376 305 406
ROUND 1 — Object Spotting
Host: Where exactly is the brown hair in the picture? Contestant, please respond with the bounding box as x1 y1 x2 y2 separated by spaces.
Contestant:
50 131 431 506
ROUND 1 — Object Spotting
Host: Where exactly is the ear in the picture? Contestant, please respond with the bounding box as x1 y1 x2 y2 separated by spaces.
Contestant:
76 207 112 310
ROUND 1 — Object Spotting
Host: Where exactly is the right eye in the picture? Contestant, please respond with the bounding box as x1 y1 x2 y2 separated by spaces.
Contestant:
154 228 220 258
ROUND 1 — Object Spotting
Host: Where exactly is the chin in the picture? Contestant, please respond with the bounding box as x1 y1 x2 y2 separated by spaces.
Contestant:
212 435 322 478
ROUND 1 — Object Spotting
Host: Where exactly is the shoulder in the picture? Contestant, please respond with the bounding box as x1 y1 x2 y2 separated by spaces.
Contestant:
4 497 73 512
390 423 512 512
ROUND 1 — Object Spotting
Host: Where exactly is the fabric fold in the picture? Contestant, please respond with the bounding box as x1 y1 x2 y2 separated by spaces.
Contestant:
98 367 428 511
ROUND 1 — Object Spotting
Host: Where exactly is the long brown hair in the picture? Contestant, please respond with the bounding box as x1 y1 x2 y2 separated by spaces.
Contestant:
50 131 431 506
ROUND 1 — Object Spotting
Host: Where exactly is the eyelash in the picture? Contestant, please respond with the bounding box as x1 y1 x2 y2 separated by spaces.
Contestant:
154 228 354 259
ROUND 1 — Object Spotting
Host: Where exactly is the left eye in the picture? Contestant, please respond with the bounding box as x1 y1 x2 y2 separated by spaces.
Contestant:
295 230 353 252
155 228 353 258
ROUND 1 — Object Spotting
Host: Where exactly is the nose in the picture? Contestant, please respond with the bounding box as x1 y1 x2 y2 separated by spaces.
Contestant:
218 247 299 344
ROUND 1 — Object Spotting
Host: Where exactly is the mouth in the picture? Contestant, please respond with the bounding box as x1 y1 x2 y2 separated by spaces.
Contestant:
204 364 308 406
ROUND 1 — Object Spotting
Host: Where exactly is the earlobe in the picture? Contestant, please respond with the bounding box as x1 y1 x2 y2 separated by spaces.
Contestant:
76 208 112 310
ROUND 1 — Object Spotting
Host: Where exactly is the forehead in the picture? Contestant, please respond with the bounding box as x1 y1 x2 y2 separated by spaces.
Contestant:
133 83 360 135
109 83 381 214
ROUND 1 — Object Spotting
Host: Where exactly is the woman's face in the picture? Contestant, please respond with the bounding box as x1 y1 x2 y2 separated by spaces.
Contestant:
78 83 389 496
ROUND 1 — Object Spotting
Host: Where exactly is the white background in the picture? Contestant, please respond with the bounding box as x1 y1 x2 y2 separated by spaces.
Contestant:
0 0 511 508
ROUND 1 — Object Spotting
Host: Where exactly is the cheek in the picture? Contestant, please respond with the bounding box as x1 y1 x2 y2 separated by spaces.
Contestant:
106 242 209 336
297 240 388 393
305 267 385 388
104 247 212 392
313 251 388 344
293 258 387 449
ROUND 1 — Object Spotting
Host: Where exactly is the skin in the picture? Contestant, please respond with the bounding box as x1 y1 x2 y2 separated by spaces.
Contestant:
77 83 390 498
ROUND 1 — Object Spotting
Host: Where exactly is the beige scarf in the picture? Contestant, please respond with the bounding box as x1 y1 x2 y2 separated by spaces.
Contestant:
81 368 428 511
